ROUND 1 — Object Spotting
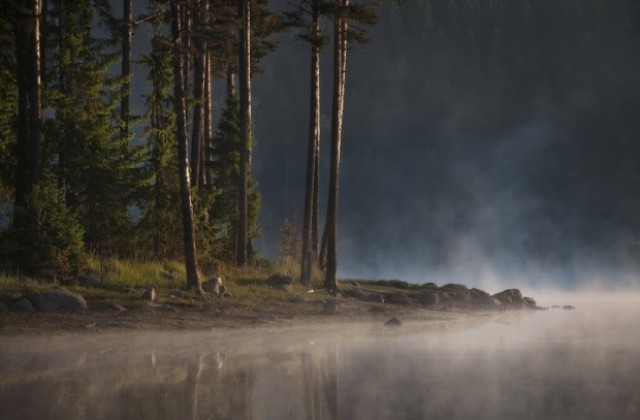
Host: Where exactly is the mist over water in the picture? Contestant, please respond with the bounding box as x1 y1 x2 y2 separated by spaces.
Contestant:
1 293 638 419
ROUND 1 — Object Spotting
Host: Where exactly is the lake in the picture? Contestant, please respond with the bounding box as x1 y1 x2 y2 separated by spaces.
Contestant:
1 292 638 419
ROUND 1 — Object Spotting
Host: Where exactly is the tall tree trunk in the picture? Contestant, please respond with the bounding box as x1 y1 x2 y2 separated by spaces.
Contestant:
190 0 205 190
203 51 213 186
226 64 236 96
300 0 322 285
324 0 349 291
312 135 320 259
237 0 251 267
120 0 132 145
14 0 42 208
172 0 202 291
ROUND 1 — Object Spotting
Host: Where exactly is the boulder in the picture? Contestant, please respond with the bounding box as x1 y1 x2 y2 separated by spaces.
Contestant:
563 305 575 311
272 284 293 293
77 274 103 287
523 297 537 309
415 291 439 306
169 290 187 299
492 289 524 308
29 290 88 311
0 293 22 305
348 287 384 304
202 277 223 295
142 288 157 302
0 301 8 313
219 284 232 297
441 284 472 302
323 300 339 315
469 288 501 309
266 274 294 287
384 317 402 327
420 282 439 291
110 303 127 312
381 292 413 306
11 298 36 313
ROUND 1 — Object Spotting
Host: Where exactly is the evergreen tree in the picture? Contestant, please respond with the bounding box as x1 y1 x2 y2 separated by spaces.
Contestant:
43 0 134 255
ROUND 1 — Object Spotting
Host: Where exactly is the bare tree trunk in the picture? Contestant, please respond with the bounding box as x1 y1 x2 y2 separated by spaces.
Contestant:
226 64 236 96
172 0 202 291
237 0 251 267
190 0 206 191
300 0 322 285
120 0 132 145
203 50 213 186
312 138 320 258
324 0 348 291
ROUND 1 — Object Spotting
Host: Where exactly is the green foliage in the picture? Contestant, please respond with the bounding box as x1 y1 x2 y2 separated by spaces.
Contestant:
43 0 136 255
208 93 261 263
137 31 183 260
2 182 86 279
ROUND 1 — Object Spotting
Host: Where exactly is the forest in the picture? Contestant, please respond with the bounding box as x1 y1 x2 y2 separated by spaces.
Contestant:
1 0 640 292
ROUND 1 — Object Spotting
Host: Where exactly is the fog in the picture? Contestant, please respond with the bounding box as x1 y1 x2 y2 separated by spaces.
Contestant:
1 292 638 419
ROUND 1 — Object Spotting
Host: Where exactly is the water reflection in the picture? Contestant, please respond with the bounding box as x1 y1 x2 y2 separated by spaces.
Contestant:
1 294 639 420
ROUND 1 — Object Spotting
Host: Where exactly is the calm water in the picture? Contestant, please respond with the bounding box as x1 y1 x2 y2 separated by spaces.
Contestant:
1 293 638 420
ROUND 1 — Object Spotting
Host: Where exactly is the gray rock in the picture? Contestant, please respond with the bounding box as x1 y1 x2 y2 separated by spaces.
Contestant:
272 284 293 293
202 277 223 295
11 298 36 313
349 287 384 303
219 285 232 297
523 296 537 309
29 290 88 311
169 290 187 299
110 303 127 312
142 288 157 302
415 291 439 306
0 301 8 313
77 274 103 287
492 289 525 308
384 317 402 327
469 288 501 309
563 305 575 311
0 293 22 305
441 284 472 302
381 292 413 306
266 274 294 286
323 300 339 315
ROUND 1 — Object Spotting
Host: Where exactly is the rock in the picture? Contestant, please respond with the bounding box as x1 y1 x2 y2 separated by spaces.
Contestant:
142 288 157 302
551 305 561 309
523 297 537 309
441 284 472 302
323 300 339 314
219 285 232 297
169 290 186 299
266 274 294 287
272 284 293 293
492 289 525 308
420 282 439 291
110 303 127 312
29 290 88 311
202 277 223 295
415 291 439 306
11 298 36 313
0 301 8 313
384 317 402 327
381 292 413 306
0 293 22 305
77 274 103 287
348 287 384 303
563 305 575 311
469 288 501 309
